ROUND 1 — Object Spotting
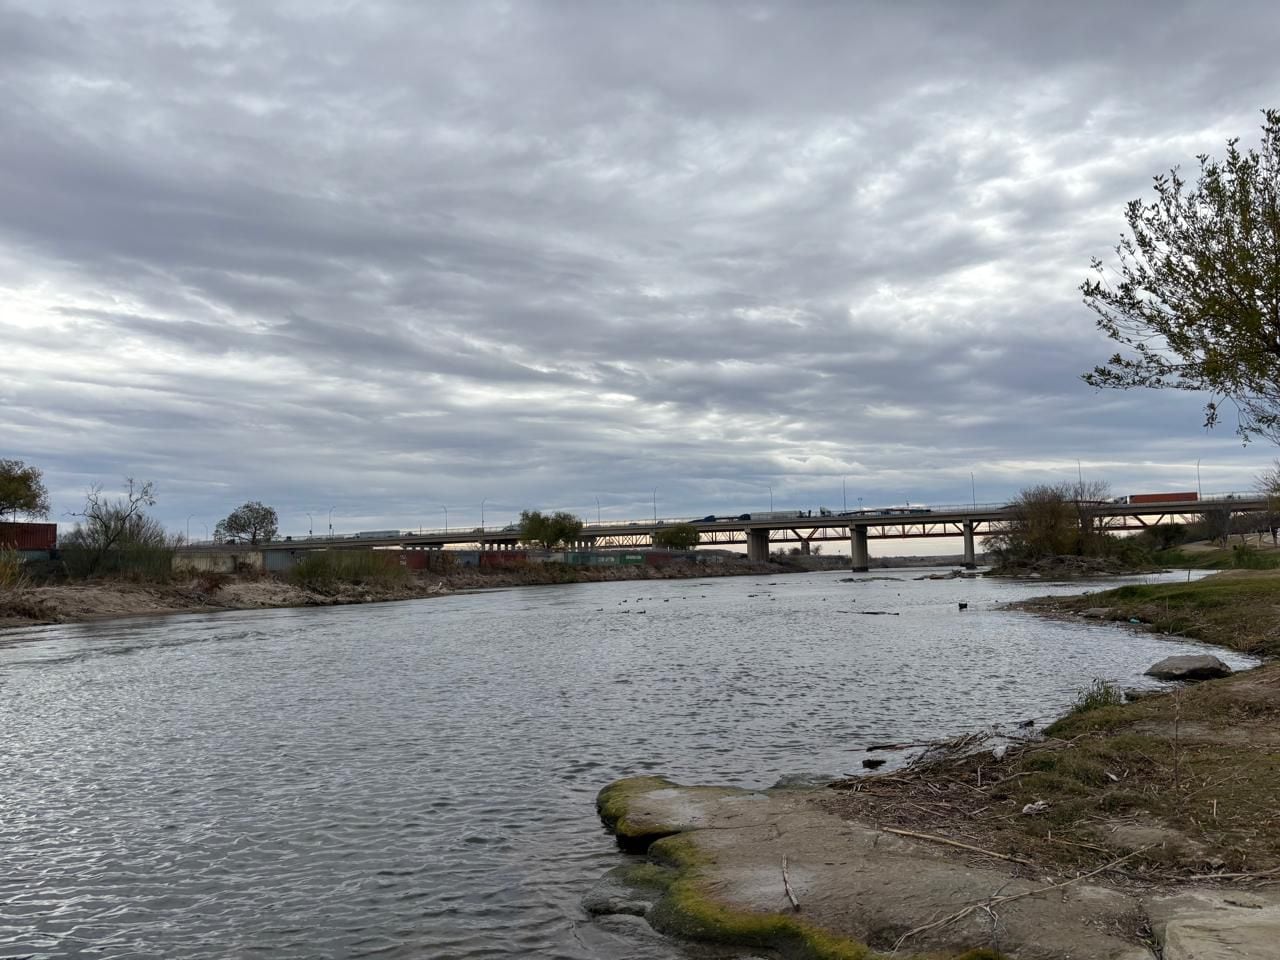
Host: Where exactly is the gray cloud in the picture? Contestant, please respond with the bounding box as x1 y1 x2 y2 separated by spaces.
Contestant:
1 0 1278 538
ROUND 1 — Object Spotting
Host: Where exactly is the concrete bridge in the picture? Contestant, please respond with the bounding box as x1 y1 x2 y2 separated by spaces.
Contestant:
188 494 1268 572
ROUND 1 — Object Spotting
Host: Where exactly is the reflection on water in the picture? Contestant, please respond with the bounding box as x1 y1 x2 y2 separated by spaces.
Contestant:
0 569 1252 958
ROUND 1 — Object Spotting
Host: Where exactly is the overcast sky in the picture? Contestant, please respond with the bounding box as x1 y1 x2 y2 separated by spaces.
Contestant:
3 1 1280 540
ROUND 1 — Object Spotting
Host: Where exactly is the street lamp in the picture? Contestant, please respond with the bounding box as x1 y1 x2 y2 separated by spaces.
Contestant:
328 506 335 537
842 477 847 513
1196 459 1202 499
595 495 601 524
970 472 977 510
652 488 657 523
767 484 773 512
186 513 195 543
200 521 209 539
306 512 314 537
480 498 488 530
441 505 448 532
857 496 863 514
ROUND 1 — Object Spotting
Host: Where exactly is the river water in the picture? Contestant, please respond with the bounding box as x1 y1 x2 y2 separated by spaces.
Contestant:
0 569 1255 959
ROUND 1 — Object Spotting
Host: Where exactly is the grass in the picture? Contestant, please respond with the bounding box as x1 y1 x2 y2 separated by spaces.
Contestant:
1067 678 1125 715
1030 569 1280 658
0 548 26 589
1155 545 1280 570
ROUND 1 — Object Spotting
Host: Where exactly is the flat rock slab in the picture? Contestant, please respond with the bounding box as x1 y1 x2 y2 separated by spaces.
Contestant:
1147 889 1280 959
597 777 1153 959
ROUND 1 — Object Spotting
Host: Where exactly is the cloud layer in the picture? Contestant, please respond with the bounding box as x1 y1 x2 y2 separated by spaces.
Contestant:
3 1 1278 535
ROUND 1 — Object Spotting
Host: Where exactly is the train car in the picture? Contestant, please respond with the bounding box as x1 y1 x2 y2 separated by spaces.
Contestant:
352 529 401 539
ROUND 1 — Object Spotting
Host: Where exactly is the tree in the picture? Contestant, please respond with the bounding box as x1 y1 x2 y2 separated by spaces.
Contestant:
986 480 1113 562
1082 109 1280 442
215 501 279 545
517 509 584 549
62 478 170 577
0 459 50 520
653 523 699 550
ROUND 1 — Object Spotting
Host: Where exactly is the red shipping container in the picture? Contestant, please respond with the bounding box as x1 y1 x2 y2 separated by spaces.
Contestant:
0 522 56 551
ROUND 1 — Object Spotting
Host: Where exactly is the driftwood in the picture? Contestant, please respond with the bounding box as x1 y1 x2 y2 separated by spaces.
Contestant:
891 847 1147 952
781 856 800 912
880 827 1033 865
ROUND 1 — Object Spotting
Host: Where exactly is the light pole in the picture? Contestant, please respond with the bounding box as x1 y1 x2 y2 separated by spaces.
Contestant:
201 522 209 539
306 512 313 537
842 477 847 513
442 505 448 532
652 488 657 523
857 496 863 514
767 484 773 512
186 513 195 543
480 498 488 530
1196 459 1202 499
595 495 601 524
328 506 335 537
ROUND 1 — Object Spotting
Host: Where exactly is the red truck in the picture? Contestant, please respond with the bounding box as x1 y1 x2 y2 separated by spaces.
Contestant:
1113 492 1199 505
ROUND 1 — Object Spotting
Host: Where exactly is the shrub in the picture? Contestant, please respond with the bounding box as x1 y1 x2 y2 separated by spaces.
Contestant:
291 550 407 590
0 548 25 589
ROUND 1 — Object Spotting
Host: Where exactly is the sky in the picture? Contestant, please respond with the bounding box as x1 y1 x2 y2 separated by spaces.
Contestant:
3 1 1280 545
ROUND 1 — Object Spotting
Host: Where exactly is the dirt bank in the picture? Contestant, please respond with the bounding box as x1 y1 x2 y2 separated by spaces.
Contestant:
590 570 1280 958
0 555 793 630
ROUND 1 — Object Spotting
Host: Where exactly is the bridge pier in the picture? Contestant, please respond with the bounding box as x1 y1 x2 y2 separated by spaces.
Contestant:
850 525 869 572
799 539 811 556
963 520 976 569
747 528 770 563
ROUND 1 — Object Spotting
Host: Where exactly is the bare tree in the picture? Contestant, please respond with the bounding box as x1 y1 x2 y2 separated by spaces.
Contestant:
63 478 165 577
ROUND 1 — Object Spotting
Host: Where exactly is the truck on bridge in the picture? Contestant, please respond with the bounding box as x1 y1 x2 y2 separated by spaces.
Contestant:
1111 492 1199 505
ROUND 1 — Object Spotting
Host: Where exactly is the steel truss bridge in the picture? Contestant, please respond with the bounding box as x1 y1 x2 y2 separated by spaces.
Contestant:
195 494 1268 573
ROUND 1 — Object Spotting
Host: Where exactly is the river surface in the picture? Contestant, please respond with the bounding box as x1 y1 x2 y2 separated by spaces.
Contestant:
0 569 1256 959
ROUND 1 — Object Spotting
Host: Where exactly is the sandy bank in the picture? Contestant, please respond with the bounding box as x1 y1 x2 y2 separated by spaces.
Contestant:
0 555 797 630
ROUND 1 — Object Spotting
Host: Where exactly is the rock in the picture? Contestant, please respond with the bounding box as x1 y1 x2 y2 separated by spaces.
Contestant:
1148 889 1280 960
1145 654 1233 682
582 888 650 917
1081 607 1112 619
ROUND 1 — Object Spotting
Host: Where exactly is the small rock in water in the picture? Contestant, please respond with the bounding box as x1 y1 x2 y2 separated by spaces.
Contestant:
861 758 887 770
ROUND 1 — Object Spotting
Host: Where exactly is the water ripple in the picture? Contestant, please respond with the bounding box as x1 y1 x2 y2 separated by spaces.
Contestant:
0 570 1253 958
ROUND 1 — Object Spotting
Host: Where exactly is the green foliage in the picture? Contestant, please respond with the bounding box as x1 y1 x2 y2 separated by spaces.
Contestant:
0 459 50 520
1082 109 1280 442
1069 678 1125 716
517 509 584 549
61 478 177 580
290 550 406 590
654 523 699 550
215 500 279 545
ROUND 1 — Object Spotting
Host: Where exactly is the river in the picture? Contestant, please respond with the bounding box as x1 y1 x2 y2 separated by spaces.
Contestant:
0 569 1255 959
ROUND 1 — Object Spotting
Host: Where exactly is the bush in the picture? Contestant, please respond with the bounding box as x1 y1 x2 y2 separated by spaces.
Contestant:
291 550 407 590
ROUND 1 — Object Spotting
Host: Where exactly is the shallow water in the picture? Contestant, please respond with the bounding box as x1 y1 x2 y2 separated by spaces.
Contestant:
0 569 1254 959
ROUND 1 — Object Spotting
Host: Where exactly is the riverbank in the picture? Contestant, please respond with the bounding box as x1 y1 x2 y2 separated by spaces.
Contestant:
0 554 797 630
591 570 1280 958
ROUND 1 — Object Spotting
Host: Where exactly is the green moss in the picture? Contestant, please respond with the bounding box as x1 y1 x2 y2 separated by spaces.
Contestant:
613 861 677 892
649 875 872 959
